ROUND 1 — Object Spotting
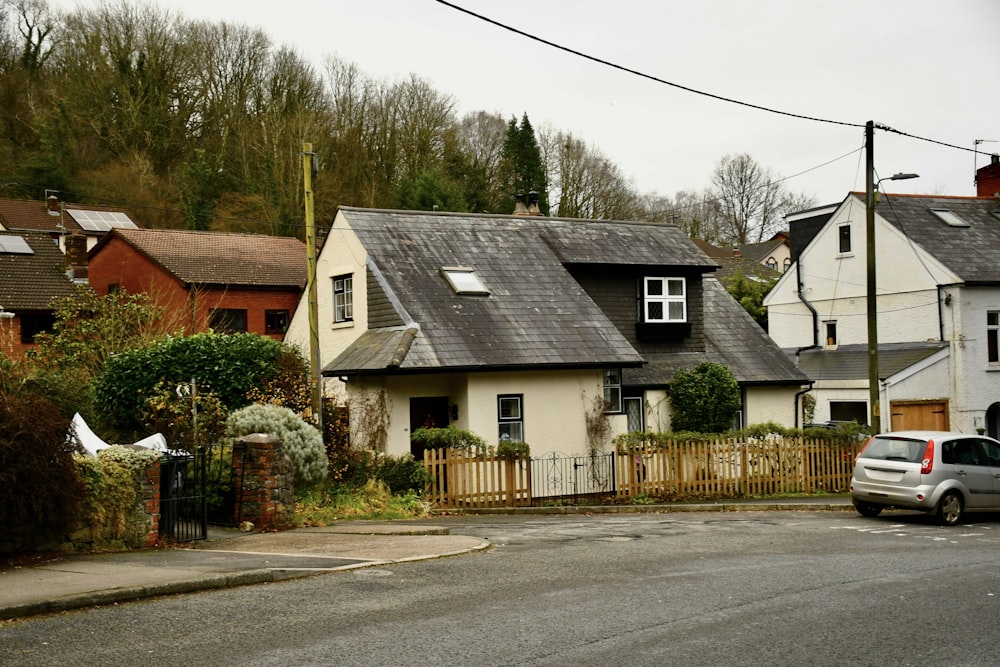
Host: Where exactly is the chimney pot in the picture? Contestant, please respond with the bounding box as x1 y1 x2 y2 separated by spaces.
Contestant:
47 194 61 216
513 193 529 216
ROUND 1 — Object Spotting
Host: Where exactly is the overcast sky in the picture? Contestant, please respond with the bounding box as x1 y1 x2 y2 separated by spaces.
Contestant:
54 0 1000 207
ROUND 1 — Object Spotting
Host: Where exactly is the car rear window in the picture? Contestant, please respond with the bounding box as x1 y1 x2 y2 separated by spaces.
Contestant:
861 436 926 462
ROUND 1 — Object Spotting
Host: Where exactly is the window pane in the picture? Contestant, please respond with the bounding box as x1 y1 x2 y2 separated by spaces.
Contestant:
989 312 998 327
839 225 851 253
990 329 998 363
667 302 684 320
645 278 663 296
499 397 521 419
667 279 684 296
604 368 621 385
647 301 664 320
604 386 622 412
499 423 523 442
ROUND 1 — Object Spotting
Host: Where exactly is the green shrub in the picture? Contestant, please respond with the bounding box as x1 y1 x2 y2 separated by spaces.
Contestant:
410 426 488 452
0 390 85 536
372 453 431 494
669 362 741 433
94 333 291 436
77 445 161 538
226 403 328 488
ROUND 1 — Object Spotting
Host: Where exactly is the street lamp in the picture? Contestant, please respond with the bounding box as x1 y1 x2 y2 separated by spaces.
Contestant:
866 121 919 434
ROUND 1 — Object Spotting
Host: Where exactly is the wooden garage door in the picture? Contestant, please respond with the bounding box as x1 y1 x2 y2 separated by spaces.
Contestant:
890 400 949 432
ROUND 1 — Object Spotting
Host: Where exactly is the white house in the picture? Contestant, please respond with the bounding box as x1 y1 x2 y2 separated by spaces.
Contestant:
766 192 1000 435
286 207 810 459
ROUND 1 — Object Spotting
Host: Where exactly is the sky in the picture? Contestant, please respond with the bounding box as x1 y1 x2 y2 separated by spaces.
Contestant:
50 0 1000 207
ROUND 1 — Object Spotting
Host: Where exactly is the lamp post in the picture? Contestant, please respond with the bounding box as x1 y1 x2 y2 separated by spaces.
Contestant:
865 121 919 434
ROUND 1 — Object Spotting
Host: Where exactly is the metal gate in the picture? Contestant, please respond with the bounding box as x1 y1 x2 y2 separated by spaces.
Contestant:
159 449 206 542
529 452 616 504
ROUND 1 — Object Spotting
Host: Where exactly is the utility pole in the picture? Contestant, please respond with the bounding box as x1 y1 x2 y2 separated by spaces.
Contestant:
302 143 322 427
865 121 880 434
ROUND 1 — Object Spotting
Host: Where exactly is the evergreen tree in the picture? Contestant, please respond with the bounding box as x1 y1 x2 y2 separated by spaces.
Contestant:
498 113 549 215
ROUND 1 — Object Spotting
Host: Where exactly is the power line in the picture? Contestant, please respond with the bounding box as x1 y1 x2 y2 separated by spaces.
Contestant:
434 0 863 129
435 2 980 155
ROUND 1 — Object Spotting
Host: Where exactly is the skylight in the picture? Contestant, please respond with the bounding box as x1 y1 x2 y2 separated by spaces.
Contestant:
0 235 34 255
929 208 969 228
66 208 138 232
441 267 489 295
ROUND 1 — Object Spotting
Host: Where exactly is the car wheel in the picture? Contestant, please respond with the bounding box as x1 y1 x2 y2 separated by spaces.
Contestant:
936 491 963 526
854 501 883 518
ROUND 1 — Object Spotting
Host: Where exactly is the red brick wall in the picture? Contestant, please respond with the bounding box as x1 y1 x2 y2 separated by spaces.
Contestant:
88 237 301 340
977 157 1000 197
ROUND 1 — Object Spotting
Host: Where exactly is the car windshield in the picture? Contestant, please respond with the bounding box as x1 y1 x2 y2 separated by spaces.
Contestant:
861 436 926 463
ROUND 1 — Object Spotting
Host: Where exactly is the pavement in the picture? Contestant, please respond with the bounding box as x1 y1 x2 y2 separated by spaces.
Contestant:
0 497 853 621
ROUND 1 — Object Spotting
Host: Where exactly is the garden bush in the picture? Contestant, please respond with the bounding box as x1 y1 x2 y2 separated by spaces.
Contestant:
94 333 294 436
0 390 86 540
225 403 328 487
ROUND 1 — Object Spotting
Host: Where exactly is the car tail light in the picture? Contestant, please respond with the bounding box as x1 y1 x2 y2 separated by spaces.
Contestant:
920 439 935 475
855 436 876 465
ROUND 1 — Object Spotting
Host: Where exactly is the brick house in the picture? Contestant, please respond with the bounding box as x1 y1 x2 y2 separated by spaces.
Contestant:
0 231 79 357
88 229 307 339
0 195 140 253
284 207 809 458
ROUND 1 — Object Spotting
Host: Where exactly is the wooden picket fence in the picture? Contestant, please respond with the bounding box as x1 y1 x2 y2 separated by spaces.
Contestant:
617 436 863 499
423 448 532 508
423 437 864 509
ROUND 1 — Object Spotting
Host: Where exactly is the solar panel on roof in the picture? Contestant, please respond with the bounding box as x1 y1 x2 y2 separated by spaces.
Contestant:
65 208 138 231
0 235 34 255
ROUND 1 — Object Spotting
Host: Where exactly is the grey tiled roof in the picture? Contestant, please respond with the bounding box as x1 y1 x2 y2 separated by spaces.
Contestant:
868 194 1000 283
100 228 307 288
624 278 810 387
326 210 698 373
789 342 948 381
0 232 78 310
325 209 805 387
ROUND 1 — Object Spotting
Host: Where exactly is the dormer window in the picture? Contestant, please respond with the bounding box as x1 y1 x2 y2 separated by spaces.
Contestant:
643 277 686 322
442 267 489 295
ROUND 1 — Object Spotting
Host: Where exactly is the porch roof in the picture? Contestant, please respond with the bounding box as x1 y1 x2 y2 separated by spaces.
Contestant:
790 342 948 381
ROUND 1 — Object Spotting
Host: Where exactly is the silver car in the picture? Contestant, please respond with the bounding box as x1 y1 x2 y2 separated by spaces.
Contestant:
850 430 1000 525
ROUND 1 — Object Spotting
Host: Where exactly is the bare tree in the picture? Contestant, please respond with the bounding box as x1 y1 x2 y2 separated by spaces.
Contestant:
710 153 815 244
542 128 642 220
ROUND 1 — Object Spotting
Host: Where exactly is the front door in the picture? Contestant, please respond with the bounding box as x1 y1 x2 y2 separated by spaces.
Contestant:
409 396 450 459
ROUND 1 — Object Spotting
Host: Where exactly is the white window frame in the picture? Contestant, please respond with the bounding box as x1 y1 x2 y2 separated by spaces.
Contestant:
643 277 686 323
498 394 523 443
333 274 353 323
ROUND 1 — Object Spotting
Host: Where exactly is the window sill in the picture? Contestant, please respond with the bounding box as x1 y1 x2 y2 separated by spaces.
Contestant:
331 320 354 330
636 321 692 342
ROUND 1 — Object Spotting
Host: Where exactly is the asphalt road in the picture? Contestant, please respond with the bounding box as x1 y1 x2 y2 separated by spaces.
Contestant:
3 510 1000 666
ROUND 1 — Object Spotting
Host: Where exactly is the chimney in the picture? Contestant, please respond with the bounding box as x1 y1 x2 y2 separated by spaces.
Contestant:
64 232 89 283
46 193 61 216
513 193 530 216
732 247 742 258
527 191 543 216
976 154 1000 197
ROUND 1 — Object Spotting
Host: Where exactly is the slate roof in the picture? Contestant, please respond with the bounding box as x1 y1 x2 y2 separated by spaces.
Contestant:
325 208 807 386
96 228 307 288
624 278 810 387
791 342 948 381
867 194 1000 284
690 239 780 284
0 197 137 235
0 231 78 310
